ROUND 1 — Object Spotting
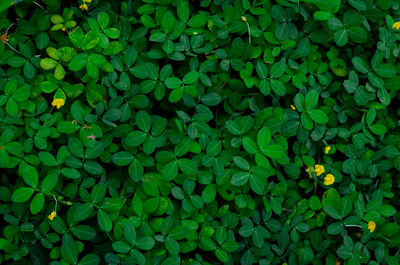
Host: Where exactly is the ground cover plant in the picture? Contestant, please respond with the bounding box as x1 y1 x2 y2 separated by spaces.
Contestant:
0 0 400 264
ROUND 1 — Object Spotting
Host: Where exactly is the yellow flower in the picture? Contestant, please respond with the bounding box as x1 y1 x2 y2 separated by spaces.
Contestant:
79 3 88 11
368 221 376 232
325 146 331 154
52 98 65 109
324 174 335 185
48 211 56 221
392 22 400 30
314 164 325 176
290 104 296 110
241 16 247 22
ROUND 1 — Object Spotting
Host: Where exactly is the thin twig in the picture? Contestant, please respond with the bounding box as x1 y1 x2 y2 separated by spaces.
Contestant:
4 23 21 54
245 21 251 44
216 82 227 93
33 1 50 14
5 23 14 34
52 195 58 214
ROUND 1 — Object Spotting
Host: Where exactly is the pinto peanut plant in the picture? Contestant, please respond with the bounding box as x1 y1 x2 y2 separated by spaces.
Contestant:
0 0 400 265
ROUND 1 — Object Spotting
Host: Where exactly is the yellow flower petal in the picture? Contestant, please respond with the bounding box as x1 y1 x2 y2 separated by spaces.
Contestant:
84 0 92 2
324 174 335 185
52 98 65 109
48 211 56 221
392 22 400 30
290 104 296 110
241 16 247 22
314 164 325 176
80 4 88 11
324 146 331 154
368 221 376 232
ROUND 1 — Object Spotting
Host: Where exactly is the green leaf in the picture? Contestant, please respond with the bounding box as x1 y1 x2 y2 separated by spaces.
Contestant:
19 161 38 188
62 168 81 179
125 131 147 147
256 127 271 151
169 87 184 103
166 237 180 255
188 14 208 28
112 241 130 253
165 77 182 89
71 225 96 241
161 12 176 34
57 121 80 134
41 170 59 193
348 0 367 10
177 0 189 22
308 109 329 124
242 137 258 154
324 206 342 220
334 29 348 47
201 93 221 106
12 85 31 101
270 196 282 214
162 161 178 181
352 57 369 74
104 28 120 39
30 193 45 214
270 79 286 96
24 62 35 79
261 144 285 159
178 158 197 175
313 11 332 21
298 247 314 265
69 53 88 71
8 57 27 67
136 111 151 132
97 12 109 29
347 26 367 44
305 90 319 111
202 184 217 204
136 237 155 250
78 254 100 265
11 187 34 203
40 58 58 70
183 71 200 84
69 27 84 48
369 124 387 135
231 172 250 186
374 64 396 78
39 152 58 166
61 234 78 265
233 156 250 170
6 98 18 115
337 246 352 259
74 203 94 223
0 0 12 13
97 209 112 232
307 0 340 13
216 248 229 263
82 31 100 50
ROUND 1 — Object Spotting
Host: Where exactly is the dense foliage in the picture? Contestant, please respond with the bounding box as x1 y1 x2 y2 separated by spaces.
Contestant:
1 0 400 264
